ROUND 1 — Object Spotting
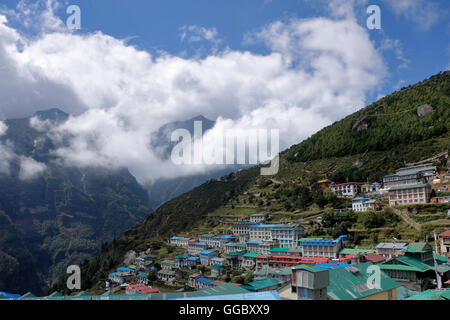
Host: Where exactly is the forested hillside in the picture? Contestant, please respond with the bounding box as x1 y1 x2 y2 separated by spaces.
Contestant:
53 71 450 294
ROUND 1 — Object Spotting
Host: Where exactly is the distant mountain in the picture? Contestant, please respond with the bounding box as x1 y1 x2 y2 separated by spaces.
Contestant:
147 115 245 210
0 110 151 294
66 71 450 293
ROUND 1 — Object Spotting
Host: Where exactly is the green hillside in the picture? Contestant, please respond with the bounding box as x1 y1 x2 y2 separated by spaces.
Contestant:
52 71 450 294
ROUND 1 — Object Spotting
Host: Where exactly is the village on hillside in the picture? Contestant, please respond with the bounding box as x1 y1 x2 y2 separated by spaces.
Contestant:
9 155 450 300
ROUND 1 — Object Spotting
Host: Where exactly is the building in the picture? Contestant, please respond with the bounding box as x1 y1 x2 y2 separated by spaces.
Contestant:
249 224 276 241
439 230 450 257
364 253 387 264
170 236 191 247
300 235 348 259
330 182 364 198
199 234 217 247
161 260 176 270
351 197 378 212
187 242 208 256
263 255 329 270
382 163 435 190
224 242 246 253
327 263 401 300
199 250 218 266
250 214 266 223
231 221 254 238
317 179 334 191
241 252 260 269
209 257 225 266
241 278 281 292
291 265 329 300
157 270 176 284
126 284 159 295
388 183 432 206
254 267 293 284
380 243 450 291
211 264 225 278
376 242 408 258
175 254 191 268
271 224 304 248
192 277 215 290
226 250 247 269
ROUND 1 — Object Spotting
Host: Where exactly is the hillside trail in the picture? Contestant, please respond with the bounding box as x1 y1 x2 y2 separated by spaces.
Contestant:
391 207 420 231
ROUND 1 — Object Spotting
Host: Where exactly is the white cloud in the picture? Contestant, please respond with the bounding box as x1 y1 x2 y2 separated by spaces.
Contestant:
18 155 47 180
0 121 15 175
180 25 221 44
0 1 387 184
384 0 445 31
380 38 410 69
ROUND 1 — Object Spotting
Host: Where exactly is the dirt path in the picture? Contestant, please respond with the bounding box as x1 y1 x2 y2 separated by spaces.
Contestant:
391 207 420 231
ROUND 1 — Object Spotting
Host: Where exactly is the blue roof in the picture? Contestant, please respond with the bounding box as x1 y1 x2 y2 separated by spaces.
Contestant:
200 250 216 255
171 236 182 240
196 277 214 285
173 290 282 300
0 292 21 299
195 243 208 246
352 197 370 201
247 241 261 244
117 267 130 272
249 224 278 228
188 257 199 261
220 235 236 239
109 272 117 277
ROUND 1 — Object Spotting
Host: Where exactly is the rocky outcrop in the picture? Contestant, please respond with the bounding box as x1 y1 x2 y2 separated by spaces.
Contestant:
352 115 371 131
417 104 433 117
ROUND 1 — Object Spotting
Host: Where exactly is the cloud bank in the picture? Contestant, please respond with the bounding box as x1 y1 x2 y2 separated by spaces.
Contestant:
0 1 387 184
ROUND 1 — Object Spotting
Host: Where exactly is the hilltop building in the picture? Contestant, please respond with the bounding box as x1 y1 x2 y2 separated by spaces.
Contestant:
300 236 348 259
376 242 408 259
388 183 432 206
351 197 378 212
330 182 364 198
439 230 450 257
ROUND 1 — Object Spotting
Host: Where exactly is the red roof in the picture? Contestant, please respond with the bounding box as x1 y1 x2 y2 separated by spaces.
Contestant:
332 182 364 186
126 284 160 294
365 253 386 264
439 230 450 238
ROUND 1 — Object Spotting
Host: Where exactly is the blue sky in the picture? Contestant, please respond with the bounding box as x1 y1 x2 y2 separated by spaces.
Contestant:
2 0 447 103
0 0 448 182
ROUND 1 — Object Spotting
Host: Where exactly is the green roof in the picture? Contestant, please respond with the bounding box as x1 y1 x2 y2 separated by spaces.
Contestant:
381 255 432 273
340 248 376 255
48 291 63 298
388 184 428 191
18 292 36 300
162 260 176 265
406 289 450 300
227 250 247 257
254 267 293 277
243 278 281 291
379 264 422 272
405 242 431 253
176 254 190 259
211 264 224 269
242 252 260 258
158 269 176 275
292 265 327 273
269 248 290 253
327 263 401 300
138 272 149 278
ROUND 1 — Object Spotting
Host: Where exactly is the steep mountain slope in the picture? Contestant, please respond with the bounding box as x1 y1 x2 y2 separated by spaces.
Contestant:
57 71 449 293
0 111 151 294
147 115 244 210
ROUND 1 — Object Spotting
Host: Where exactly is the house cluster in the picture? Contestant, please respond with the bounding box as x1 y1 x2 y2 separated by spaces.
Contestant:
107 252 160 294
319 161 449 212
